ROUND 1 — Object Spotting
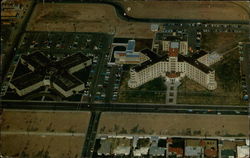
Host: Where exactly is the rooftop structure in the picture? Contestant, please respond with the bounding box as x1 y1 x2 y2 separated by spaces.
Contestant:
129 48 217 90
201 140 218 158
112 138 131 156
185 146 204 157
97 137 132 156
149 140 166 156
237 146 249 158
167 138 184 157
113 40 148 64
153 32 188 56
128 32 217 90
151 24 159 32
221 149 235 158
10 51 92 97
208 51 223 66
98 139 112 156
220 140 243 158
1 0 24 25
133 138 151 156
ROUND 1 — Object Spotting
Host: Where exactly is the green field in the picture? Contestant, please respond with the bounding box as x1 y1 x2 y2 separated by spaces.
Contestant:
178 50 246 105
118 67 166 103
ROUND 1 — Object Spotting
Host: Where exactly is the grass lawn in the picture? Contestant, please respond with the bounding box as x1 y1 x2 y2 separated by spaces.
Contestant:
118 67 166 103
201 32 246 52
178 50 247 105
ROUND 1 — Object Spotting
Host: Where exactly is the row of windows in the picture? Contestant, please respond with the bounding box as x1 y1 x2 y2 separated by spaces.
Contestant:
132 61 215 85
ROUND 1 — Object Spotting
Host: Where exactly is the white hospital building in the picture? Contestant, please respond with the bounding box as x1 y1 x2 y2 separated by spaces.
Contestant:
128 33 217 90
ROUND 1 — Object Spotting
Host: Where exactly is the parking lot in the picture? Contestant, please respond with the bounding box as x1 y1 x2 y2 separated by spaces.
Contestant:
161 23 248 52
2 31 114 102
2 30 129 103
90 50 123 103
239 43 250 101
18 32 110 55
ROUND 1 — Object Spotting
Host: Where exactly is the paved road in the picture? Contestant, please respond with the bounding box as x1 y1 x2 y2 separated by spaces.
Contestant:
51 0 250 25
2 100 248 115
2 1 249 157
81 111 101 158
1 1 36 77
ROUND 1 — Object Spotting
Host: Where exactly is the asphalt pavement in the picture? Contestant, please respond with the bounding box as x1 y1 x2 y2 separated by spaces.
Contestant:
2 100 248 115
243 43 250 104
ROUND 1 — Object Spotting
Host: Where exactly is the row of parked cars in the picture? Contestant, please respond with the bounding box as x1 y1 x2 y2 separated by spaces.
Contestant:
241 74 248 101
112 66 123 101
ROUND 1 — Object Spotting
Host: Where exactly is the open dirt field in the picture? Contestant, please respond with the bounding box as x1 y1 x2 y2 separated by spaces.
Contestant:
0 110 90 158
26 1 249 40
98 112 249 137
1 110 90 132
121 1 249 20
27 3 154 38
1 135 83 158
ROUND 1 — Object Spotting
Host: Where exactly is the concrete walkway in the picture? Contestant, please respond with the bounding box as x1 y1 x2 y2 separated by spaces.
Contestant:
165 78 181 104
97 134 248 140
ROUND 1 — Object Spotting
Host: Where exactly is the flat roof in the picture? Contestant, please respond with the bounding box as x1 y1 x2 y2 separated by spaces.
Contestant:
21 51 50 69
133 49 166 72
133 55 168 72
11 72 44 90
185 146 203 156
133 49 212 73
170 42 179 48
140 49 160 60
58 53 90 70
149 146 165 156
1 11 18 17
178 54 212 74
127 40 135 51
190 50 208 60
53 72 83 91
98 139 111 155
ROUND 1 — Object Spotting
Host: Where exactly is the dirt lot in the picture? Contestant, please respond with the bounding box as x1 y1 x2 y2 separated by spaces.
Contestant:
1 110 90 132
121 1 249 21
98 112 249 137
1 135 83 158
27 1 249 38
27 3 154 38
0 110 90 158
